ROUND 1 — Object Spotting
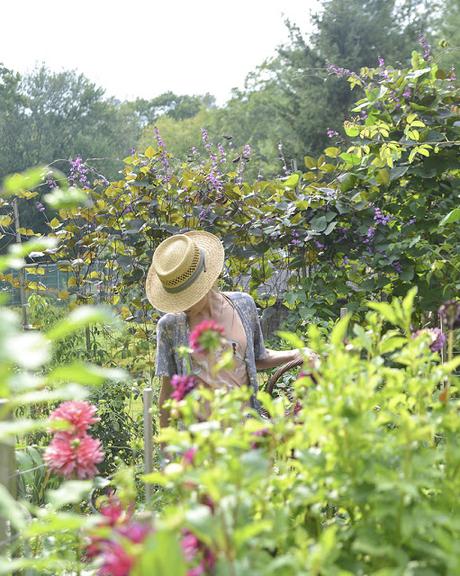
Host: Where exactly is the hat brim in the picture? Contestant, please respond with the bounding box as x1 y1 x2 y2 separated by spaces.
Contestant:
145 231 225 313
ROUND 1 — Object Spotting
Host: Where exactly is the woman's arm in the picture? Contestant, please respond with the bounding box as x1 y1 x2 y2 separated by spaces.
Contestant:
255 348 317 370
159 376 173 428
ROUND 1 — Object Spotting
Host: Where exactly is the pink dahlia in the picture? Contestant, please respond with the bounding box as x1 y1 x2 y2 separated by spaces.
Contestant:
44 432 104 479
171 374 197 401
189 320 225 354
49 401 99 435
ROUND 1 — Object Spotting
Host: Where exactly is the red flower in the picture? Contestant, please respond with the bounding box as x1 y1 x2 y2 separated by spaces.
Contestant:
189 320 225 354
49 401 99 435
171 375 197 401
44 432 104 479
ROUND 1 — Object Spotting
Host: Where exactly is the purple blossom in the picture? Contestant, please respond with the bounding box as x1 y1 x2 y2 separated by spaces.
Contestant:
327 64 351 78
201 128 210 151
154 127 171 181
364 227 376 244
242 144 252 160
69 156 90 188
407 217 416 225
35 201 46 213
327 128 339 138
392 260 402 274
343 255 349 264
198 208 210 222
314 240 325 250
438 300 460 330
378 57 385 68
217 143 226 163
360 110 368 120
374 207 392 226
413 328 446 353
403 87 412 99
130 147 136 155
46 176 57 189
418 35 431 60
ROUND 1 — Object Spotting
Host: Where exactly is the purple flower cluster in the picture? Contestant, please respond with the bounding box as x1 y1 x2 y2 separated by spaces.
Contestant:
314 239 325 250
374 207 392 226
242 144 252 160
364 227 376 244
378 57 390 80
46 175 57 189
290 230 302 247
418 35 431 60
413 328 446 353
392 260 402 274
217 143 226 164
35 201 46 213
327 64 350 78
154 127 171 181
327 128 339 138
403 87 412 100
69 156 90 188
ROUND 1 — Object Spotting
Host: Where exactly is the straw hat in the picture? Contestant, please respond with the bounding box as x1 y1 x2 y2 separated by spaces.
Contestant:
145 230 225 313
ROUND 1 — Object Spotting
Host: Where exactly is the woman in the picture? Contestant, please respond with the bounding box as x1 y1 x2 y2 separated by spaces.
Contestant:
146 230 313 427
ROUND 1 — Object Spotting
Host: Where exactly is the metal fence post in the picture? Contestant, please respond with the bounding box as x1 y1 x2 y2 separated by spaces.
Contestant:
143 388 154 504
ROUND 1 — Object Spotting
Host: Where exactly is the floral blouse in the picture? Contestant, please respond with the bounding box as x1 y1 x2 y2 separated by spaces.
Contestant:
155 291 267 409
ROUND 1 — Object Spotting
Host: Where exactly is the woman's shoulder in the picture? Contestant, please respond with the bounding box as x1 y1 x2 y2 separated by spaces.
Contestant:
223 291 257 310
157 312 185 332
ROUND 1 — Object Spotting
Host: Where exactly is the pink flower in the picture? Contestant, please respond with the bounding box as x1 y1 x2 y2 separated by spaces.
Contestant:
182 531 200 562
98 541 135 576
44 432 104 479
182 530 216 576
171 375 197 401
117 522 152 544
183 447 198 465
189 320 225 354
100 496 126 527
49 401 99 435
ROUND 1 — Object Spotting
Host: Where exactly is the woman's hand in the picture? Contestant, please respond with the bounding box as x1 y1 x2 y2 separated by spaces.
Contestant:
256 348 318 370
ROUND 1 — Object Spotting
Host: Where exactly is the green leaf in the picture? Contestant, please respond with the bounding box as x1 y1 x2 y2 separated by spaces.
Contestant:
44 186 91 209
0 485 27 531
46 363 126 386
324 147 340 158
304 156 316 169
47 305 118 341
276 331 305 349
339 153 361 166
309 215 327 232
367 301 397 325
46 481 93 510
284 173 300 188
330 314 350 346
133 531 187 576
380 336 407 354
440 208 460 226
2 166 46 195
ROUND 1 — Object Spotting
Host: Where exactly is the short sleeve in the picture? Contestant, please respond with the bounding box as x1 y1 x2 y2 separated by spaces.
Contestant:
249 297 267 360
155 316 177 377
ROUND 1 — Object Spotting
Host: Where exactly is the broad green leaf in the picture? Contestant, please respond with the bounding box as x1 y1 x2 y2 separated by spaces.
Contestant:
0 485 27 531
440 208 460 226
46 481 92 510
324 147 340 158
367 301 397 325
44 186 90 209
276 331 305 349
330 314 350 346
133 530 187 576
47 305 118 340
46 363 126 386
2 166 46 195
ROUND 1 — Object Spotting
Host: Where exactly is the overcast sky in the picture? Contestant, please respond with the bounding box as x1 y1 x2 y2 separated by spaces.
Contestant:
1 0 319 104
